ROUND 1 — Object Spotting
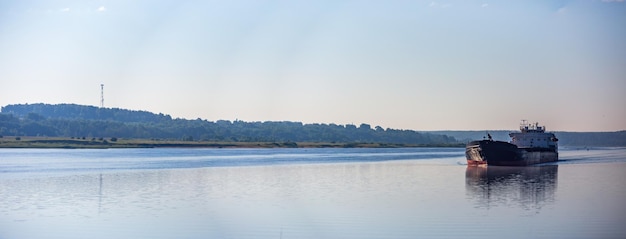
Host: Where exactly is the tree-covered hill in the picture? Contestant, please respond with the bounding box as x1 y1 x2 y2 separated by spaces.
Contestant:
2 103 172 123
0 103 459 145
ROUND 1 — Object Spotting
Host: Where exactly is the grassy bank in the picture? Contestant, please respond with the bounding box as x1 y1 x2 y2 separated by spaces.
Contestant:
0 136 463 149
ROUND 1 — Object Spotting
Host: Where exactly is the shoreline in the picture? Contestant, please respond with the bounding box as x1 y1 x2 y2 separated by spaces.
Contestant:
0 136 464 149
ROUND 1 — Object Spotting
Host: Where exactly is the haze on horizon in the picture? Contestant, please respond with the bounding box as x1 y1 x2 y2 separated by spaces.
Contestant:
1 0 625 132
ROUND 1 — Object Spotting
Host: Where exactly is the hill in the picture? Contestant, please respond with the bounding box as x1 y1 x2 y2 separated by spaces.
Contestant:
0 103 459 146
1 103 172 123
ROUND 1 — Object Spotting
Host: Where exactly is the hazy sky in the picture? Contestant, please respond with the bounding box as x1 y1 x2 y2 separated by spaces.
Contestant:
1 0 625 131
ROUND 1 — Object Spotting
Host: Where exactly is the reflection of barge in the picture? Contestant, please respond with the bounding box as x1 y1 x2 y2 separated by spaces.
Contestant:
466 121 558 166
465 165 558 209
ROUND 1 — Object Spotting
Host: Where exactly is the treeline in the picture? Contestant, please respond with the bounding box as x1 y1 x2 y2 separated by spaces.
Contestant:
554 131 626 147
0 103 459 145
428 130 626 147
2 103 172 123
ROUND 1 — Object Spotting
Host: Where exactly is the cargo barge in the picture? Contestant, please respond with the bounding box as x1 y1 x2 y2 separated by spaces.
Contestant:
466 121 558 166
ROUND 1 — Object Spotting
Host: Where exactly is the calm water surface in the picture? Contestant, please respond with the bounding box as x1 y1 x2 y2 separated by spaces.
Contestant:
0 147 625 239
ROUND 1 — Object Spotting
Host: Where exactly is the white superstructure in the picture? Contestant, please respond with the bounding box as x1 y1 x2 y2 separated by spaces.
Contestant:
509 121 558 150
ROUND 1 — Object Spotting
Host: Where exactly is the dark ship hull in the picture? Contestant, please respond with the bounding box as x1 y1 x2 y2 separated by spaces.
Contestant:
466 140 558 166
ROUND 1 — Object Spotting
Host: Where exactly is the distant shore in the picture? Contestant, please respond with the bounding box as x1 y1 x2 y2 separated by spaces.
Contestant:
0 136 464 149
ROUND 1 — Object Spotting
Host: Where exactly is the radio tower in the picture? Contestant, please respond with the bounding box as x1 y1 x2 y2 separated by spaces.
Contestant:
100 84 104 108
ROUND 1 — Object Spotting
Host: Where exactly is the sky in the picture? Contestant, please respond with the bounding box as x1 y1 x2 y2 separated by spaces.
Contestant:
0 0 625 132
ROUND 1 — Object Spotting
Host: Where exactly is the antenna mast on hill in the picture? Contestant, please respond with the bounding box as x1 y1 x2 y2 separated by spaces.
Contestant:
100 84 104 108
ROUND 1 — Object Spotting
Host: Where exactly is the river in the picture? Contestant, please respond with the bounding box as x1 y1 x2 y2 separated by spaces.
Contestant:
0 147 625 239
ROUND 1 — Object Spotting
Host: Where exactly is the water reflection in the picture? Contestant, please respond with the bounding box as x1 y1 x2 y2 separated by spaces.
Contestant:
465 165 558 211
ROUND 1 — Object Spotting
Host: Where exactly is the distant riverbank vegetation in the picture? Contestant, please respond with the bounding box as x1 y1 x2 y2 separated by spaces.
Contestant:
429 130 626 147
0 136 443 149
2 103 624 148
0 103 461 148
